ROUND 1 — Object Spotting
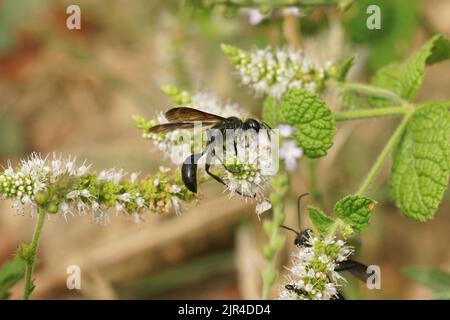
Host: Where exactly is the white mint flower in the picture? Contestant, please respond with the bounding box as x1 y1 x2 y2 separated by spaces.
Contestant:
217 131 274 201
280 140 303 172
278 124 295 137
242 8 266 25
279 232 354 300
241 7 301 26
118 193 131 202
223 45 332 99
130 172 140 184
255 199 272 215
0 153 195 223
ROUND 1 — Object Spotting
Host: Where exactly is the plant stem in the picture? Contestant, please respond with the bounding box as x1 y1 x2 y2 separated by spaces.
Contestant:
307 158 325 208
23 207 46 300
261 172 289 299
333 82 405 104
334 105 410 122
356 113 412 196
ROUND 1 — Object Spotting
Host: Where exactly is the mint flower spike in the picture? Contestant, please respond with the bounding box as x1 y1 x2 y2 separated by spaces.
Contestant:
0 153 195 224
211 130 274 215
222 44 333 99
279 231 353 300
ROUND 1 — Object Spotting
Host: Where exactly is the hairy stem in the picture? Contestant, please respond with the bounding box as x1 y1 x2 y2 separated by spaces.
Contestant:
261 172 289 299
356 113 412 195
334 105 411 122
336 82 405 104
23 207 46 300
307 159 325 208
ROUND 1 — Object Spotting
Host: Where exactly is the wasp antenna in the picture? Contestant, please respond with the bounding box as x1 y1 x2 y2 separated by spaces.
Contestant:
297 193 310 231
281 225 300 236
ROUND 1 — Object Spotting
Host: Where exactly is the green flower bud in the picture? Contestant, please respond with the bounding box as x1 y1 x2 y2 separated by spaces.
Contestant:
35 189 50 206
46 201 59 214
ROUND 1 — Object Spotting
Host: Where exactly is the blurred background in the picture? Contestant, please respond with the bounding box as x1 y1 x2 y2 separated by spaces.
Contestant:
0 0 449 299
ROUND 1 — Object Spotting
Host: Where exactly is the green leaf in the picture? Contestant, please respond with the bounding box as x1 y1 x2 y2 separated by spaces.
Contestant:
335 56 355 82
334 195 375 233
308 206 334 235
279 89 335 158
262 96 279 128
0 256 26 300
390 102 450 221
371 35 450 106
401 35 450 100
402 266 450 293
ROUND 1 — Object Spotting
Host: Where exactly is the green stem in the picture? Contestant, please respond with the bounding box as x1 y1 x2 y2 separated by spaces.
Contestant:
334 105 410 122
23 207 46 300
356 113 412 196
261 172 289 299
334 82 405 104
307 159 325 208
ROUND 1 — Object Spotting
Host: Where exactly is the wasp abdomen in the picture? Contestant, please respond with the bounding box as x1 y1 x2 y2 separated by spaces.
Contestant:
182 153 202 193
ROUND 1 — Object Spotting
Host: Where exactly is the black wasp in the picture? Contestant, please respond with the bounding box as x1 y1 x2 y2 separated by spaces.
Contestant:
282 193 369 300
149 107 271 194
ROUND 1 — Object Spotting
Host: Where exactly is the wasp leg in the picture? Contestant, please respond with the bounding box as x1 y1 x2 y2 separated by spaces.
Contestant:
331 291 346 300
262 121 272 130
204 146 228 187
205 149 254 198
202 135 228 187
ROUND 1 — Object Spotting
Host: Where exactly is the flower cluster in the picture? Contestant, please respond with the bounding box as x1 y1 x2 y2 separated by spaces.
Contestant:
0 153 195 224
279 231 353 300
215 130 275 201
278 124 303 172
222 44 333 99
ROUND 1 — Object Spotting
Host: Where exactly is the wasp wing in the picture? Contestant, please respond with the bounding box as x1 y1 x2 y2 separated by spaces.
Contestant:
149 121 217 134
164 107 226 122
335 260 369 283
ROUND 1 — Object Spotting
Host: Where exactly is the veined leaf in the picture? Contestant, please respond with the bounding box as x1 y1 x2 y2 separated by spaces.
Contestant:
308 206 334 235
279 89 335 158
334 195 375 233
402 266 450 294
390 102 450 221
0 256 26 300
371 35 450 106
